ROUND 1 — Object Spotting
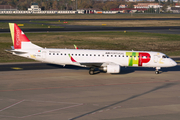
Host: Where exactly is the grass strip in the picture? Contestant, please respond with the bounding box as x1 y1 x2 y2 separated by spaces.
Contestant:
0 22 62 29
0 31 180 62
1 14 180 20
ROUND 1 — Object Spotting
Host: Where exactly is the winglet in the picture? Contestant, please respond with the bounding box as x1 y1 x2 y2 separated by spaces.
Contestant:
68 54 77 62
74 44 78 49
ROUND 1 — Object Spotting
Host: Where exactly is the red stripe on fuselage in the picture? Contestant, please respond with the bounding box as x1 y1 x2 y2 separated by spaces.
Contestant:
71 57 77 62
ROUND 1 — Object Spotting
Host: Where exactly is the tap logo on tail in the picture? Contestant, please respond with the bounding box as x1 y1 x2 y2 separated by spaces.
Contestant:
9 23 30 49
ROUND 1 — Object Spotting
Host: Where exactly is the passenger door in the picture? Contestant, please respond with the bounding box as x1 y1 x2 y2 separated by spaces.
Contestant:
42 51 46 60
154 55 159 63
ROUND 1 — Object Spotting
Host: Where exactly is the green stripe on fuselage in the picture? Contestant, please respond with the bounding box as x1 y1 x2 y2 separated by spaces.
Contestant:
126 52 139 66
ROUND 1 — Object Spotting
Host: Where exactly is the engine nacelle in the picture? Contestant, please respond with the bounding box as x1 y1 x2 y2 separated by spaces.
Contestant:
107 65 120 73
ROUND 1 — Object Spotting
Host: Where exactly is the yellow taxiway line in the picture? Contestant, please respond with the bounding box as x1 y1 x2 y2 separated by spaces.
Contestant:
11 67 23 70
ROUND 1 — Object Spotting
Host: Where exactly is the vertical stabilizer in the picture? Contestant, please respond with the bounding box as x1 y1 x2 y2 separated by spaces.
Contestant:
9 23 42 50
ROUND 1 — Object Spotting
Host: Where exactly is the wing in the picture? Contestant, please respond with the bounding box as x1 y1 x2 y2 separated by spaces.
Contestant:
79 62 103 67
68 54 120 68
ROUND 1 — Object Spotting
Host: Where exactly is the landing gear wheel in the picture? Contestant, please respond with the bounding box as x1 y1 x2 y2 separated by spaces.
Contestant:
89 70 94 75
89 67 95 75
155 67 161 74
155 71 159 74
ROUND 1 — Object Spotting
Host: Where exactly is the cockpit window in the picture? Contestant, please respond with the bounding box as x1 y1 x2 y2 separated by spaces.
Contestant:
162 55 169 58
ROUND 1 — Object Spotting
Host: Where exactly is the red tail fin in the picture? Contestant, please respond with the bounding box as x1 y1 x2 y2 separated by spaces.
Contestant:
9 23 30 49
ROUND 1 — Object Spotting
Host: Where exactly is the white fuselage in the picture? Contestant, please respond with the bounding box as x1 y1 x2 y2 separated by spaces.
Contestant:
15 48 177 68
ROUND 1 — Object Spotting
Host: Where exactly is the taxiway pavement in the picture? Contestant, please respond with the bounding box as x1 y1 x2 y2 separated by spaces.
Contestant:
0 63 180 120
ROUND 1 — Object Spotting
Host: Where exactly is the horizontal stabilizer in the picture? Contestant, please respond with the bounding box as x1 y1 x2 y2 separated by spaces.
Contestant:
11 46 14 50
5 49 28 54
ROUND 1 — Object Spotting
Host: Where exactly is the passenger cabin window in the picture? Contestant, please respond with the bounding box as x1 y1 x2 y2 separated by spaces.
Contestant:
142 56 147 59
49 53 51 55
162 55 169 58
53 53 55 55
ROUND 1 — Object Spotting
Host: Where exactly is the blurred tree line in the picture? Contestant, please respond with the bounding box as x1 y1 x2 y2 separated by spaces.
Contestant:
0 0 175 11
0 0 125 10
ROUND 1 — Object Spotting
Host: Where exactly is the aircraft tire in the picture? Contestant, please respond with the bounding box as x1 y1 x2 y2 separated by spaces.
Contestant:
89 70 94 75
155 71 159 74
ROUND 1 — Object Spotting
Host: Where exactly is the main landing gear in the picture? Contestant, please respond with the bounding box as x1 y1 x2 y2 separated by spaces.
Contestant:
155 67 161 74
89 67 95 75
155 70 159 74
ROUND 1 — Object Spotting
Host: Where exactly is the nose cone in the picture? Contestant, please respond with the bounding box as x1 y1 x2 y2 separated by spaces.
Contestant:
171 60 177 66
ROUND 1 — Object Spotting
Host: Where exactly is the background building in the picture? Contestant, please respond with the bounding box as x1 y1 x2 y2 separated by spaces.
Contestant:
119 4 129 8
134 3 162 9
28 3 41 13
0 5 17 11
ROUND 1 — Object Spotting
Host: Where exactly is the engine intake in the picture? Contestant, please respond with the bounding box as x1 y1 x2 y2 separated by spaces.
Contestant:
107 65 120 73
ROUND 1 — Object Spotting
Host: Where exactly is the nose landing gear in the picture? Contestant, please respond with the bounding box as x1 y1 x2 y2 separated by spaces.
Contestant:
155 70 159 74
155 67 161 74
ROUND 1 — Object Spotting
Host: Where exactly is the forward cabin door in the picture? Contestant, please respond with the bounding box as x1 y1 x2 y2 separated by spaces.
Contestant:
154 55 158 63
42 51 46 60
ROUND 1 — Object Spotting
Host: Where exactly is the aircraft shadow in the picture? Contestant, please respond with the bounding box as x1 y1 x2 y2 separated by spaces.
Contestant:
46 64 180 75
0 63 179 75
69 82 178 120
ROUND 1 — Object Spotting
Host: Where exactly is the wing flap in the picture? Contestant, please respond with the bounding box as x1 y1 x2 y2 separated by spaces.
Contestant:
79 62 103 67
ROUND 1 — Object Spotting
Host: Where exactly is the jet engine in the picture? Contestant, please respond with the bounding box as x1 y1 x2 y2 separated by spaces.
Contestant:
100 65 120 73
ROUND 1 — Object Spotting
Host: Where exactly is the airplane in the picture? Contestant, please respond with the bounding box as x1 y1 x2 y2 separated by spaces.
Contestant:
6 23 177 75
